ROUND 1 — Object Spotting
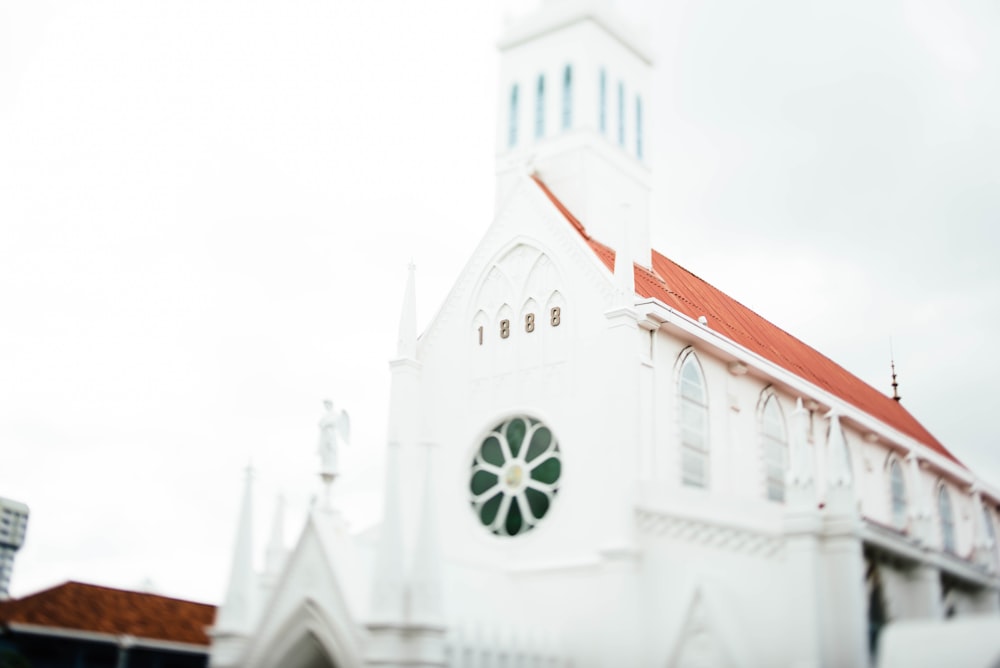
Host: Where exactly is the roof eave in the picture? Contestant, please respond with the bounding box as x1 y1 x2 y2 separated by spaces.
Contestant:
635 297 998 500
5 621 209 653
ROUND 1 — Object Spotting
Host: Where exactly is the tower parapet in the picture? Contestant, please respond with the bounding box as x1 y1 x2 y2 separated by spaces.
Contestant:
496 0 653 267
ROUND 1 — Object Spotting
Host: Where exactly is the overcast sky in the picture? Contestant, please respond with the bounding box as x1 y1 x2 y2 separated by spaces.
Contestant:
2 0 998 605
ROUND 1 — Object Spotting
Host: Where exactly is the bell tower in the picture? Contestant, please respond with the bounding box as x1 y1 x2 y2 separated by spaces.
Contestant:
495 0 653 266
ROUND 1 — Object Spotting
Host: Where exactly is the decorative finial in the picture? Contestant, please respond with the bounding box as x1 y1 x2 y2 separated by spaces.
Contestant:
890 338 900 402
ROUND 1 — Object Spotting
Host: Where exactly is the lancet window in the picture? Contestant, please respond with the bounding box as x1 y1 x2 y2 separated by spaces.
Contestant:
599 69 607 134
535 74 545 140
984 507 997 567
562 65 572 130
508 84 519 147
889 459 907 530
636 95 643 159
761 393 787 502
617 81 625 146
938 485 956 553
678 350 709 488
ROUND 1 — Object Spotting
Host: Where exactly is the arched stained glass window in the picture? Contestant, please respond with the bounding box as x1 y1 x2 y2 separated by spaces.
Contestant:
562 65 572 130
617 81 625 146
890 460 907 530
508 84 519 148
535 74 545 140
599 69 607 134
938 485 956 553
635 95 643 159
761 394 787 502
679 351 708 488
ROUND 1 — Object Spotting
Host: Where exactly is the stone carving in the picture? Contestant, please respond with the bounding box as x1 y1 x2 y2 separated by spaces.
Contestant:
318 399 350 477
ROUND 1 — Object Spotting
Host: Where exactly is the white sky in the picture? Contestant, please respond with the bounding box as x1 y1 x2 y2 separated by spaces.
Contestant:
1 0 998 605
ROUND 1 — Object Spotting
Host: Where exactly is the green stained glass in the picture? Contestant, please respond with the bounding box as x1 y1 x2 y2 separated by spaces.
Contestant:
530 456 560 485
505 497 523 535
525 426 551 462
480 493 503 525
470 470 498 496
469 415 562 537
525 487 549 519
481 436 504 467
507 418 526 457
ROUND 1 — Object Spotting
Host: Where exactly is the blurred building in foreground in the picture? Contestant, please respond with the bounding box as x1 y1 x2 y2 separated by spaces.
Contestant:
0 581 214 668
0 497 28 600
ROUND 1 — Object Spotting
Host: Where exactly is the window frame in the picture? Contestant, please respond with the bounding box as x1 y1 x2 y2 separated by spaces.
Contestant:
888 457 907 531
677 349 709 489
635 94 643 159
598 69 607 134
535 74 546 140
508 83 519 148
938 483 956 554
617 80 625 146
759 391 788 502
562 64 572 130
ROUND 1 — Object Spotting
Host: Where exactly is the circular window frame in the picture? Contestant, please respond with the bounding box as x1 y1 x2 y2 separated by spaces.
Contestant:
468 415 562 537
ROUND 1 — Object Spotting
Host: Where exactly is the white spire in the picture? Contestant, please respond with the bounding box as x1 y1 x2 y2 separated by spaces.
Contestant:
369 441 407 623
263 493 287 581
786 398 816 508
409 443 444 624
214 465 256 635
396 263 417 360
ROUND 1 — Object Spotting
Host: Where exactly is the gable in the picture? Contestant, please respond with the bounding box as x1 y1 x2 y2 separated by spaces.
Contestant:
242 513 365 668
417 173 617 364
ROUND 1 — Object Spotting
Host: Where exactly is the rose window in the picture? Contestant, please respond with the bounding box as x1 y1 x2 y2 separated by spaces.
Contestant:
469 416 561 536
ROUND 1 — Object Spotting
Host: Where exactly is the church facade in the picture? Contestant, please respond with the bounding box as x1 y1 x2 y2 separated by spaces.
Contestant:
208 1 1000 666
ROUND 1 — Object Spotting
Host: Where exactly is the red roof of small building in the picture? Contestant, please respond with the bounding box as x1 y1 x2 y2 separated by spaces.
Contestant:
0 581 216 646
531 174 959 465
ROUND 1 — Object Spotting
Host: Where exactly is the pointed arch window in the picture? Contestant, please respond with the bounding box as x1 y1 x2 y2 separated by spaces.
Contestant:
562 65 572 130
679 351 709 488
635 95 643 159
889 459 907 530
984 506 997 547
535 74 546 140
599 69 607 134
617 81 625 146
761 394 787 502
983 506 998 569
938 485 956 553
508 84 519 148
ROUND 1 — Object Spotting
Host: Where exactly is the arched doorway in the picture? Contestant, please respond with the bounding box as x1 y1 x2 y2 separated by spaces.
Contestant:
273 631 338 668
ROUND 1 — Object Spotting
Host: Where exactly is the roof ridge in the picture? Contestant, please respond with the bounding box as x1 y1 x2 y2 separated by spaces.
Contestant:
530 174 956 465
29 581 214 608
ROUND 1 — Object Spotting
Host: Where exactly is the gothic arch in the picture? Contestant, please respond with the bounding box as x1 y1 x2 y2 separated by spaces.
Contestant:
675 348 709 489
246 599 364 668
884 453 908 531
469 240 565 317
757 388 788 502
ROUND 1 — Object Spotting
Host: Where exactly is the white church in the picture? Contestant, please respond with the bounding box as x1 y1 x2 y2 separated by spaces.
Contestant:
207 1 1000 666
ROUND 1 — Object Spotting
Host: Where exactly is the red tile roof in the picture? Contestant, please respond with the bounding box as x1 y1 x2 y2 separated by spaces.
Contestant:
0 581 216 646
531 174 959 465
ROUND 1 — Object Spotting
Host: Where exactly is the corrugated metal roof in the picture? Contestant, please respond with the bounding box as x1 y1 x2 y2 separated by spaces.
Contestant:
531 174 958 465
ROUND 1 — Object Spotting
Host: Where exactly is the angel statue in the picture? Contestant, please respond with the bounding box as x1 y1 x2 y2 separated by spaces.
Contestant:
317 399 350 478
